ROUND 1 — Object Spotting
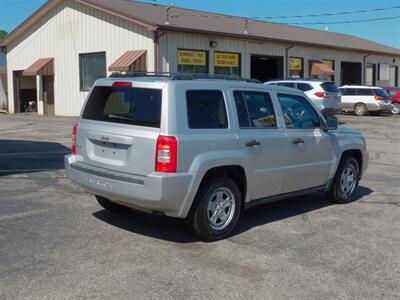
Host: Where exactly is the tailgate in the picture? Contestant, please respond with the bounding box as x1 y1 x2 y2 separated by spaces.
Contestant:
76 84 162 176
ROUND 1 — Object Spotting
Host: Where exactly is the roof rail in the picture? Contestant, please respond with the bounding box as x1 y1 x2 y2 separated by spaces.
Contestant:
267 77 333 82
109 72 261 83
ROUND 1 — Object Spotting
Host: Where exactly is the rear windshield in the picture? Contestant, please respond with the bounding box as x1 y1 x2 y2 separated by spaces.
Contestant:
82 86 162 128
320 82 339 93
373 89 389 98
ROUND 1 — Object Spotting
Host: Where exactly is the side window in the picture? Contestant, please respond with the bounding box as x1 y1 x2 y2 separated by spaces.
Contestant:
357 89 373 96
233 91 277 128
277 82 296 88
186 90 228 129
296 83 313 92
277 93 320 129
343 88 357 96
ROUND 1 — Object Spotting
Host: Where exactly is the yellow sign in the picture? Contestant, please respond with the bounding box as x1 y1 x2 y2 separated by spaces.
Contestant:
178 50 206 66
214 52 239 67
323 60 334 70
289 58 302 71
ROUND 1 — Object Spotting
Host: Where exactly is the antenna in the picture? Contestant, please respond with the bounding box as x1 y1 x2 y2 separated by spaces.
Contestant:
165 3 174 25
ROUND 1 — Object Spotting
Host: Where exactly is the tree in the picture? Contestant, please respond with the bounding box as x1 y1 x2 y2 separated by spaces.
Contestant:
0 30 8 42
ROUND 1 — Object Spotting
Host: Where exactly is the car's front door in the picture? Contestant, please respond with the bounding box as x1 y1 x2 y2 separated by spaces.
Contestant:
231 89 287 201
276 92 335 193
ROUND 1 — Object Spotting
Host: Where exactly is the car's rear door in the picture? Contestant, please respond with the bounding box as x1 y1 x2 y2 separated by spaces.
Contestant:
276 92 334 192
230 88 286 200
75 81 165 176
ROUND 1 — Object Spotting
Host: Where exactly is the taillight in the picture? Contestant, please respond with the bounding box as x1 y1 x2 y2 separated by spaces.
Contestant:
155 135 177 173
374 96 383 100
112 81 132 88
314 92 332 98
72 123 77 155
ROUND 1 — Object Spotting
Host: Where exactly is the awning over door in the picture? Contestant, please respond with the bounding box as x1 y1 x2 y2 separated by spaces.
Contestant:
108 50 147 72
310 62 334 76
23 57 54 76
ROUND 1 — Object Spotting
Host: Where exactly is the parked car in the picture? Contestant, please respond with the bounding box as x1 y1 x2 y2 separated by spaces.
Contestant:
65 74 368 241
265 79 341 116
339 85 392 116
381 86 400 115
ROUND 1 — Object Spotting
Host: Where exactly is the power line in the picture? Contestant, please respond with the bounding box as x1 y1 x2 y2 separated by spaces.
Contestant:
280 15 400 25
251 5 400 19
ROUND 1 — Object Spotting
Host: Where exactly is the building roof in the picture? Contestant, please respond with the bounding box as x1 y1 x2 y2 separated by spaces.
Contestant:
1 0 400 56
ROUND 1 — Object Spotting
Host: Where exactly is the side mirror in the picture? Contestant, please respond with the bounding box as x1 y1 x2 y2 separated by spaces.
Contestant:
325 116 338 130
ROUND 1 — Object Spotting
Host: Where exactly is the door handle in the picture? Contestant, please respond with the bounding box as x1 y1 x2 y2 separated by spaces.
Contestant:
245 140 261 147
292 138 305 145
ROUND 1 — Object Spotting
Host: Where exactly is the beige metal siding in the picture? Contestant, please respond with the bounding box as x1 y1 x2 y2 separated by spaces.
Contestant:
160 31 400 86
6 0 154 116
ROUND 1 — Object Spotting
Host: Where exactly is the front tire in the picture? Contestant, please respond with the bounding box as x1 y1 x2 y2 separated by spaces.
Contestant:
96 195 129 212
328 155 360 204
354 103 368 116
187 176 241 241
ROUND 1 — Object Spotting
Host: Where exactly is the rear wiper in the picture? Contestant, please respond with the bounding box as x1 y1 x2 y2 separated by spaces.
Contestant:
108 114 133 121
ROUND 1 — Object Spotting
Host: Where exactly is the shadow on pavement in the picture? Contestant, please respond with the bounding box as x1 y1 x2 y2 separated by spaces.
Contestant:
93 185 373 243
0 139 70 176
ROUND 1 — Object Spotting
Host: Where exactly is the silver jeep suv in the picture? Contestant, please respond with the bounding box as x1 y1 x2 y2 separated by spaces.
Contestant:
65 74 368 241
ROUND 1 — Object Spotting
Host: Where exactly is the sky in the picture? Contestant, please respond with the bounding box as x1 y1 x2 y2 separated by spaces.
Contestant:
0 0 399 48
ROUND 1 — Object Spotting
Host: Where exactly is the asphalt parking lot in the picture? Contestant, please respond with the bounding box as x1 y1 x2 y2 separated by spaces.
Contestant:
0 113 399 299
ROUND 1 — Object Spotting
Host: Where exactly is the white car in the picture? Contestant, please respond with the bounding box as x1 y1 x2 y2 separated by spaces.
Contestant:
265 79 341 116
339 85 392 116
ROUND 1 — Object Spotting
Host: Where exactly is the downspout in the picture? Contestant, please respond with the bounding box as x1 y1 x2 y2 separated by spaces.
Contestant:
363 52 371 85
285 44 295 78
153 30 160 73
153 30 166 73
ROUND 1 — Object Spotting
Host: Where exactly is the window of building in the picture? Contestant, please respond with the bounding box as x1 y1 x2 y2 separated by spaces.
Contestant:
233 91 276 128
178 49 208 74
390 65 399 87
186 90 227 129
366 63 376 86
214 52 241 76
322 60 335 81
79 52 106 91
288 57 304 78
277 93 320 129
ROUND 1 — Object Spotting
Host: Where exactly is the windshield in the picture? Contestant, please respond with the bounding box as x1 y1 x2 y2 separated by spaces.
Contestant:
82 86 162 128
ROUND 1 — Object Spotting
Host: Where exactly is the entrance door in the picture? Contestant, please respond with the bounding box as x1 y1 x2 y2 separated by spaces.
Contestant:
341 62 362 85
13 71 22 113
43 76 55 116
251 55 284 83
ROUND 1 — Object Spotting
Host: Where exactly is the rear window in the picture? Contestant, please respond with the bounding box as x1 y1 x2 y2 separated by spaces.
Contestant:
186 90 228 129
82 86 162 128
373 89 389 97
320 82 339 93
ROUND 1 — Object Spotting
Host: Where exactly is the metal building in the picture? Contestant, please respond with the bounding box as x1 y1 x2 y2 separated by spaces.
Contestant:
0 0 399 116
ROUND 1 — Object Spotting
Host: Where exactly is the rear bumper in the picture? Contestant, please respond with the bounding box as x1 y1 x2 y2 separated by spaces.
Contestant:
65 155 193 218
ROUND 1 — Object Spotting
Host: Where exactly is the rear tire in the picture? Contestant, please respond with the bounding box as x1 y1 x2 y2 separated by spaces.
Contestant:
96 195 129 212
187 175 241 242
392 103 400 115
328 155 360 204
354 103 368 116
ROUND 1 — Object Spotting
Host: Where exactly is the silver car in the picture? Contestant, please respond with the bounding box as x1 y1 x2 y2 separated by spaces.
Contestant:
65 74 368 241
